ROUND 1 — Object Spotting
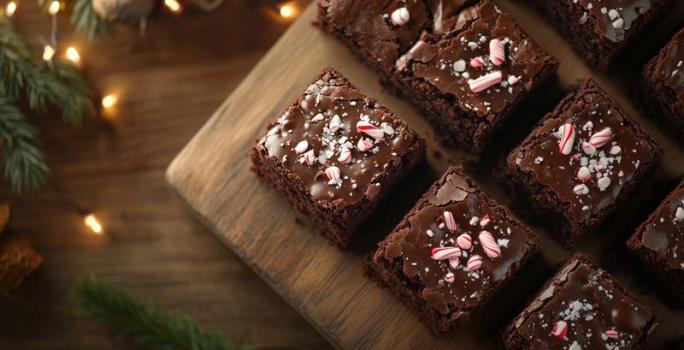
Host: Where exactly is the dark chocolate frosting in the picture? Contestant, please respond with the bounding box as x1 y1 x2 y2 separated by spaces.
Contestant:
640 182 684 270
323 0 429 72
513 257 655 349
383 170 538 316
514 81 657 224
573 0 654 43
396 1 553 119
257 71 417 207
651 28 684 106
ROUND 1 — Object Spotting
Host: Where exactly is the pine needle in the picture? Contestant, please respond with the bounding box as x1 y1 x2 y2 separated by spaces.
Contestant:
70 0 112 40
0 99 48 192
70 277 243 350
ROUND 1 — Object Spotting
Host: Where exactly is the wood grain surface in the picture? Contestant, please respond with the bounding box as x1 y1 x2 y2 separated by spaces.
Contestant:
0 1 329 349
168 1 684 349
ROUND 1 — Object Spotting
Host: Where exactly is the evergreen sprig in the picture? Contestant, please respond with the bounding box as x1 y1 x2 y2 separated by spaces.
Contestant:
0 19 96 191
70 277 243 350
70 0 112 40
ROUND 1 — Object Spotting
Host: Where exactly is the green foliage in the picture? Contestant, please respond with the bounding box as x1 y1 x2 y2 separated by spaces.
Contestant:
0 19 96 191
70 277 243 350
70 0 112 40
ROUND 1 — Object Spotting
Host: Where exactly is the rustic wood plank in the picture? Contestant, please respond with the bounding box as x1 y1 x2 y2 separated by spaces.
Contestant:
168 1 684 349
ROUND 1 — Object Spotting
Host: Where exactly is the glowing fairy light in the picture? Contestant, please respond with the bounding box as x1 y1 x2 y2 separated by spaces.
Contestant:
42 45 55 61
278 2 298 19
66 46 81 64
84 214 103 235
6 1 17 17
48 0 60 15
101 94 118 109
164 0 182 13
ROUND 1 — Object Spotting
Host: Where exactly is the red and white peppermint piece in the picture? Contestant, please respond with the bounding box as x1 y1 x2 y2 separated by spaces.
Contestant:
300 149 316 166
551 320 568 340
479 215 491 227
456 233 472 250
466 255 483 271
468 71 502 93
605 329 619 340
390 7 410 26
324 166 340 181
443 211 457 232
577 166 591 182
557 123 575 155
357 137 374 152
489 38 506 66
294 140 308 154
329 114 342 133
431 246 461 260
582 141 597 155
573 183 589 195
589 127 613 148
479 231 501 258
356 121 384 139
469 56 485 68
444 272 455 283
337 148 352 164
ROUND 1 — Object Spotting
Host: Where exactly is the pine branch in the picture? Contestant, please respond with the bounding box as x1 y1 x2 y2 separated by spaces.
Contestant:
70 0 112 40
0 99 48 192
70 277 243 350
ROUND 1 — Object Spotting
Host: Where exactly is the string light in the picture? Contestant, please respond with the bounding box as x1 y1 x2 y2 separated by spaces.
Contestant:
65 46 81 64
42 45 55 61
84 214 104 235
48 0 60 15
164 0 182 13
5 1 17 17
278 2 298 19
101 94 118 110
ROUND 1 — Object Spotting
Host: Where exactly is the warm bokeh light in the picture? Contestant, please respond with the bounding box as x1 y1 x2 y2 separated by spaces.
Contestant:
48 0 60 15
66 46 81 64
101 94 118 109
279 2 298 19
164 0 182 13
42 45 55 61
5 1 17 17
84 214 103 235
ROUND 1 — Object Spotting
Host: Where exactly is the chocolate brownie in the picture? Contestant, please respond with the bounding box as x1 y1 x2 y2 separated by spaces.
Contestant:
626 179 684 302
531 0 672 71
251 67 426 248
391 1 559 154
366 167 541 334
503 254 660 350
316 0 431 76
641 27 684 139
500 78 662 247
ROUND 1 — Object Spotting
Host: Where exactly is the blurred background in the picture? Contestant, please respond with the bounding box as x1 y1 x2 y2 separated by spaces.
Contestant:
0 1 330 349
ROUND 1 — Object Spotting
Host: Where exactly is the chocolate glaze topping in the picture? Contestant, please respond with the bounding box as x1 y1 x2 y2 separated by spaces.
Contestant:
573 0 654 43
513 257 656 350
652 28 684 105
514 81 657 223
396 1 552 119
383 170 539 315
322 0 429 72
640 182 684 270
258 72 417 207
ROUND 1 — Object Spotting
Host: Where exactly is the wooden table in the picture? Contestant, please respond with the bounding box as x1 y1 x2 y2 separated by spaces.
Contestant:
0 1 328 349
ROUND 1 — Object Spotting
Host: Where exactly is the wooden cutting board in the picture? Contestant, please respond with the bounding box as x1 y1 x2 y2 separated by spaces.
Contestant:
166 2 684 348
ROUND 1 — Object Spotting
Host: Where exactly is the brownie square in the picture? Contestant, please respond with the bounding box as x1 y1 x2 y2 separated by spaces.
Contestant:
501 78 662 247
531 0 672 71
641 27 684 139
251 68 426 248
391 1 559 154
317 0 432 76
626 179 684 302
366 167 541 334
503 254 659 350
